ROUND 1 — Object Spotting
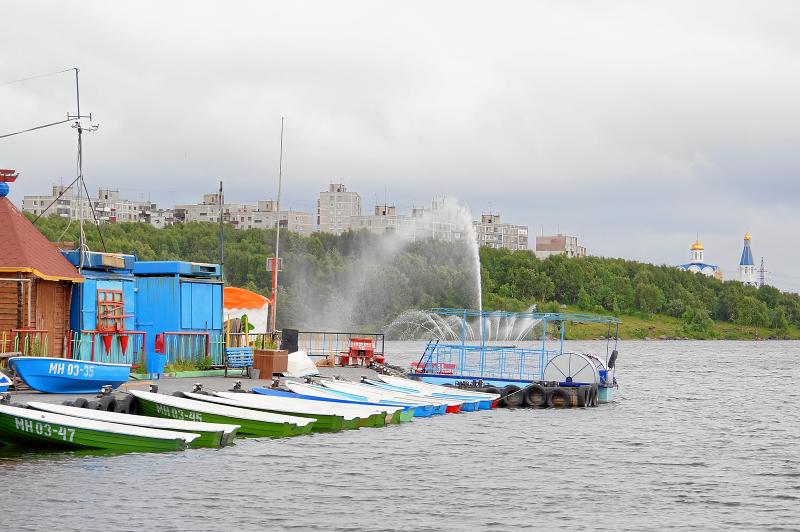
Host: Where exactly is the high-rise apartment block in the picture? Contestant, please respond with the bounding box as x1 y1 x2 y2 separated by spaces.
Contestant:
317 183 361 234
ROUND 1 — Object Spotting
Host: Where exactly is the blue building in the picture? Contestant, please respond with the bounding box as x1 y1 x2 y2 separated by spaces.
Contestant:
62 251 140 363
133 261 223 364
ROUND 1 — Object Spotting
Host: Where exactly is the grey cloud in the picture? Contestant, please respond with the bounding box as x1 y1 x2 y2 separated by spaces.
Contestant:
1 0 798 290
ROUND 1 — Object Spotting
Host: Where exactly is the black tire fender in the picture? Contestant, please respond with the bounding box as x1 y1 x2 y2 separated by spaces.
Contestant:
547 387 571 408
72 398 89 409
524 384 547 408
501 385 524 408
482 386 500 396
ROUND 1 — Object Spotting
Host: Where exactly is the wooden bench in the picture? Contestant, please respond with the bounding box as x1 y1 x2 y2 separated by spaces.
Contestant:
224 347 253 377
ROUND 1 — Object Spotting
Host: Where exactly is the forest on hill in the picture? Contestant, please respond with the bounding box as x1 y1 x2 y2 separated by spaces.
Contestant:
30 214 800 338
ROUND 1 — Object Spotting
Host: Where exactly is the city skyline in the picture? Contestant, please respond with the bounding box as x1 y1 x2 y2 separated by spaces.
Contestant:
1 2 798 291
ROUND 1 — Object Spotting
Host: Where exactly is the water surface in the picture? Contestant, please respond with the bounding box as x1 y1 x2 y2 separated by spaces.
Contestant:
4 341 799 531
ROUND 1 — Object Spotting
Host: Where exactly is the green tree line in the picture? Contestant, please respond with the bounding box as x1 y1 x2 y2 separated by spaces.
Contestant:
30 214 800 336
481 248 800 338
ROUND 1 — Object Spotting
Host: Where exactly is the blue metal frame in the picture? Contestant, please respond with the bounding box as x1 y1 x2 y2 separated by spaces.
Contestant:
416 308 621 383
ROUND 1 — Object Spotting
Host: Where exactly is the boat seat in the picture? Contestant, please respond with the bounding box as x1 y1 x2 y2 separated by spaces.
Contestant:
224 347 253 378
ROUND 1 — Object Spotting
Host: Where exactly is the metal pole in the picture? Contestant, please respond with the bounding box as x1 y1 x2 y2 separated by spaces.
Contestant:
269 117 284 332
219 180 224 279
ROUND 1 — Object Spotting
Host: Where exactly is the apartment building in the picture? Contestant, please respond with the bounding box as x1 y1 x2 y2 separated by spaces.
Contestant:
349 204 413 236
22 186 155 223
534 234 587 259
317 183 361 234
174 193 313 236
473 213 529 251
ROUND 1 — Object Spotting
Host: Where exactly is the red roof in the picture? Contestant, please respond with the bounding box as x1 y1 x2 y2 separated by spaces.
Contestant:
0 198 83 282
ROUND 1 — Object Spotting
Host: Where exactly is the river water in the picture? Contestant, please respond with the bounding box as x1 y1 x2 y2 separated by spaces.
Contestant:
4 340 800 531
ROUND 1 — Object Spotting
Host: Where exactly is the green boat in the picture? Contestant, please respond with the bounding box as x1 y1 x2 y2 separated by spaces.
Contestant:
192 391 396 431
28 401 240 448
130 390 315 438
0 404 198 452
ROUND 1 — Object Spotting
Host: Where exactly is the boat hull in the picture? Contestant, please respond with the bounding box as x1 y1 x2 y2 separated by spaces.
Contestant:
8 357 130 394
280 383 432 418
0 373 10 392
0 406 190 452
252 387 415 423
598 386 614 403
185 392 372 432
321 380 452 415
133 394 312 438
28 402 237 448
374 376 497 410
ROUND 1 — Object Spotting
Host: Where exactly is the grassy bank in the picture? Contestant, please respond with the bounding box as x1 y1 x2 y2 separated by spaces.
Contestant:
562 307 800 340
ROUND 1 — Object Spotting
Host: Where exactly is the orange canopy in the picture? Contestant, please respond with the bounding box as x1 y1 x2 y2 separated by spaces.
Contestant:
223 286 268 310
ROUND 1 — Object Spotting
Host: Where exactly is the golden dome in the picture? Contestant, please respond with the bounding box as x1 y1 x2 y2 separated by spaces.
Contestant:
690 240 704 251
744 232 751 241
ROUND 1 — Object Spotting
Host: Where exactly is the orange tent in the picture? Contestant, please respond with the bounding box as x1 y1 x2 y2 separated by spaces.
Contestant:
223 287 269 332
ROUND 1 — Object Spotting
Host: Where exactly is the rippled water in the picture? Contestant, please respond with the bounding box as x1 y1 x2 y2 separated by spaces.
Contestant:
4 341 800 531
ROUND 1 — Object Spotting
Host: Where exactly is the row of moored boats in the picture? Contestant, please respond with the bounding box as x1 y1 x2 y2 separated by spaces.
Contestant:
0 376 500 453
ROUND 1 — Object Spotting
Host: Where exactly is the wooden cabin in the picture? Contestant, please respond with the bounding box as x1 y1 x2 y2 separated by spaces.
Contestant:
0 196 83 356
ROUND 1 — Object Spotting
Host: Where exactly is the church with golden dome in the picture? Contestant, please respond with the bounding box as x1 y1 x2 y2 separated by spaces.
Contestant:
678 238 723 280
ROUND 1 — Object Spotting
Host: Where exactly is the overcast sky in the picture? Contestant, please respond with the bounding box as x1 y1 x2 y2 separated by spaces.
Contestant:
2 1 799 291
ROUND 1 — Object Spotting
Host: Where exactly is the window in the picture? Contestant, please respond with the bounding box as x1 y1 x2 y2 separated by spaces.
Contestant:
97 290 125 332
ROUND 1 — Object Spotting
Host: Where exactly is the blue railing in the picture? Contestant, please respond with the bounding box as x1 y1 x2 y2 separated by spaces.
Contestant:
416 341 558 381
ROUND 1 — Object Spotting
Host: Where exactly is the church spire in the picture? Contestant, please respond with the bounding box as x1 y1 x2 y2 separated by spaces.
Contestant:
739 232 756 285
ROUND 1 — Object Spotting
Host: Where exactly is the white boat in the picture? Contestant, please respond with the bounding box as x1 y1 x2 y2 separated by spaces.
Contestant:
28 402 240 447
379 375 500 400
182 391 387 431
362 378 490 411
213 391 400 420
322 380 464 412
129 390 315 438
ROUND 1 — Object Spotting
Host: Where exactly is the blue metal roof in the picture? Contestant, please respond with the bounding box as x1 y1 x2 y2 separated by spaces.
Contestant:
133 261 221 278
61 250 135 272
739 240 754 266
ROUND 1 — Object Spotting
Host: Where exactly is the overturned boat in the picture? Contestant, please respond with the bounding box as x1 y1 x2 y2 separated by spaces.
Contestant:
129 390 315 438
0 404 198 452
8 357 130 394
28 402 239 448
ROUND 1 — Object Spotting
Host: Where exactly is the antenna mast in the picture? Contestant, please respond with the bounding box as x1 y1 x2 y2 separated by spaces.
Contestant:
67 67 98 272
758 257 767 287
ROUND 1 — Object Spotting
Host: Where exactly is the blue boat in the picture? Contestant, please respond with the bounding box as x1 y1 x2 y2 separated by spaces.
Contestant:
0 373 11 392
8 357 131 394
